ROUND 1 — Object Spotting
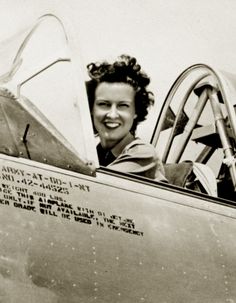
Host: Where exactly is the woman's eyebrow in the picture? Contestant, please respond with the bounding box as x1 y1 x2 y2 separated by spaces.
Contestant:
95 99 132 102
95 98 110 102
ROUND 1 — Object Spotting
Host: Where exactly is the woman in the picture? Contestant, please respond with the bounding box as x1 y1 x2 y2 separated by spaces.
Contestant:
86 54 166 182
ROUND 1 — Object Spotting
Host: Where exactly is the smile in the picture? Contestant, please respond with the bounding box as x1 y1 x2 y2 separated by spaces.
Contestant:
104 122 120 129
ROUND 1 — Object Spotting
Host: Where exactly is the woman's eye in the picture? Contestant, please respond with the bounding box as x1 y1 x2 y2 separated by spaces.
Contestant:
97 101 109 107
119 103 129 108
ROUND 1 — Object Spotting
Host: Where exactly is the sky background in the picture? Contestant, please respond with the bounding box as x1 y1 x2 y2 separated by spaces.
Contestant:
1 0 236 143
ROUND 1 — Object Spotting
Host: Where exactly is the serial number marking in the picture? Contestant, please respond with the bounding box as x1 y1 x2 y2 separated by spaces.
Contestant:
0 165 144 237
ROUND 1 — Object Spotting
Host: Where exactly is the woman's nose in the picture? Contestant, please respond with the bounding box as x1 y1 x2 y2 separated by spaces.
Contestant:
106 105 119 118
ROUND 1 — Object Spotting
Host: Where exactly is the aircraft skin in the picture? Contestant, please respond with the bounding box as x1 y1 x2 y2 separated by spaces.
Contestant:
0 154 236 303
0 14 236 303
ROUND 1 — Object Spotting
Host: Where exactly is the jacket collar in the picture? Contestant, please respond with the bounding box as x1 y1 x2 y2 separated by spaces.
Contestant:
111 132 135 157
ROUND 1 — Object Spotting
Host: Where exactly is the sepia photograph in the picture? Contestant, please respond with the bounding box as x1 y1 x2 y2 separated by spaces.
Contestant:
0 0 236 302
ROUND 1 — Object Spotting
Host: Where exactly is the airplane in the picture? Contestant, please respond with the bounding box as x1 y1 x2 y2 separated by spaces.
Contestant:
0 14 235 303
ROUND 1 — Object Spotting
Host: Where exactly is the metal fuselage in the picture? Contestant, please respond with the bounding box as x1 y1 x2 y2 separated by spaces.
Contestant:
0 155 235 303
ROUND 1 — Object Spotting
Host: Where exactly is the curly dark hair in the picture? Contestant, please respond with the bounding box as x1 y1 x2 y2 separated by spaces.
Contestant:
86 54 154 134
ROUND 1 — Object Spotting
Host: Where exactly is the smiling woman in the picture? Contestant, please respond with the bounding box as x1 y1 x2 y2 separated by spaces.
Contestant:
86 54 167 181
93 82 136 150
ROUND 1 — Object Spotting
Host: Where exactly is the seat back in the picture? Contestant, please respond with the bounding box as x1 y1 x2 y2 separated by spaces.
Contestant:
164 161 217 196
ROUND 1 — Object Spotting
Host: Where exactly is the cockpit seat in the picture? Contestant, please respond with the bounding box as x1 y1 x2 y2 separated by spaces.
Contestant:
164 161 217 197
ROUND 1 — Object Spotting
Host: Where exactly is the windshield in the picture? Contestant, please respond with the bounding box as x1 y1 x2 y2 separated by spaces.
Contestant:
0 14 96 165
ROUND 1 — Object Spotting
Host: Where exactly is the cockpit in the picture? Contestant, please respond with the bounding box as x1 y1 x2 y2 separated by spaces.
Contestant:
0 14 236 202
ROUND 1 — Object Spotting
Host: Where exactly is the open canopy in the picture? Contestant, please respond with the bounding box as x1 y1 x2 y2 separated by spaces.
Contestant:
152 64 236 200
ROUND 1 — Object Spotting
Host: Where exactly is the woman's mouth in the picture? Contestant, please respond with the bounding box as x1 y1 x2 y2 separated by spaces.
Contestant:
104 122 120 129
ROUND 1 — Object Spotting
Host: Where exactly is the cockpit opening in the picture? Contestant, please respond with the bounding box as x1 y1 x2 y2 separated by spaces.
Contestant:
0 15 236 203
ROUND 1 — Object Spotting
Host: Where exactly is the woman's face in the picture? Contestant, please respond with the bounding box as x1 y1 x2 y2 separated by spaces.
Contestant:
92 82 137 149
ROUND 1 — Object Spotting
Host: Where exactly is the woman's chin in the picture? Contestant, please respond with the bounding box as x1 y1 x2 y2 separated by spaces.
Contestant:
100 137 120 149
